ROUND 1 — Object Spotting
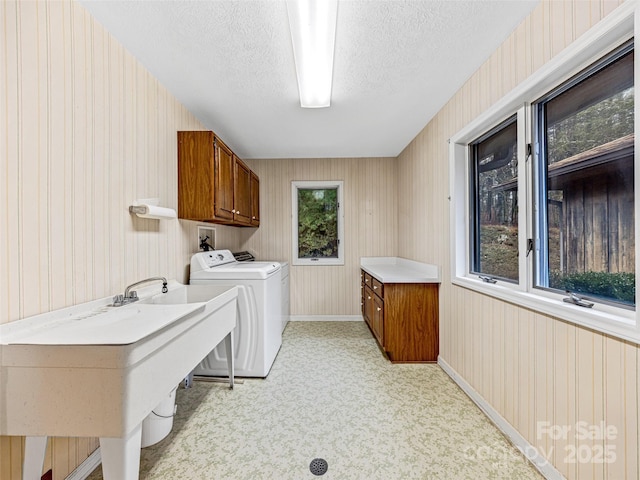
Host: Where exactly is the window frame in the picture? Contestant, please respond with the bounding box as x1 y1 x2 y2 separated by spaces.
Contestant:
533 42 635 308
469 114 520 284
449 2 639 343
291 180 345 266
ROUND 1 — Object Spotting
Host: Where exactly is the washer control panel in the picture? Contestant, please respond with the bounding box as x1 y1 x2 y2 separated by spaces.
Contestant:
195 250 237 269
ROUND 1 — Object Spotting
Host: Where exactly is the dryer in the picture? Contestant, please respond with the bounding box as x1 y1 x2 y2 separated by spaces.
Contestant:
190 250 282 377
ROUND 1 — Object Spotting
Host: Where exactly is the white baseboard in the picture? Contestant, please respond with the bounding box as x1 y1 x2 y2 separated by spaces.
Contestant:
289 315 363 322
65 447 101 480
438 357 564 480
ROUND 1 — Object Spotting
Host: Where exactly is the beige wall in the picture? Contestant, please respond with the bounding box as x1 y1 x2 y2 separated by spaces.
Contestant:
397 1 638 479
241 157 398 316
0 1 240 478
2 0 639 479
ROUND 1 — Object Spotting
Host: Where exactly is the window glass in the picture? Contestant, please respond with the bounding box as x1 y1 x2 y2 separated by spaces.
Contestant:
297 188 338 259
537 45 634 306
292 181 344 265
470 118 519 282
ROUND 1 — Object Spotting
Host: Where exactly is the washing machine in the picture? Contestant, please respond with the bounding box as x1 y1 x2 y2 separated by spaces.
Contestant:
190 250 282 377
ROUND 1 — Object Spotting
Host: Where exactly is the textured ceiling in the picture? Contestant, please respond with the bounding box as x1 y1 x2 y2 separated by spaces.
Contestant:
80 0 539 159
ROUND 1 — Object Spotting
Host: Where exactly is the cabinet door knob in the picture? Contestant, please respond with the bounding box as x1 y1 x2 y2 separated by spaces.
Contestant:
373 285 377 290
377 307 381 311
368 296 371 300
232 209 236 213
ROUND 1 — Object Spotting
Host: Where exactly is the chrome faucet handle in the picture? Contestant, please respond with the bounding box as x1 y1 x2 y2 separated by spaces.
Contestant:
114 277 168 307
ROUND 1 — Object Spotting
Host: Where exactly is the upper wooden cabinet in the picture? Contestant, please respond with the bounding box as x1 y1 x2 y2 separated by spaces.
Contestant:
233 156 252 225
177 131 260 227
250 171 260 226
213 138 235 222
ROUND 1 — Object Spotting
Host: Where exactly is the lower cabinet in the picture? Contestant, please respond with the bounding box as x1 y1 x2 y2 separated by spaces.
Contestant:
363 284 383 346
361 269 438 362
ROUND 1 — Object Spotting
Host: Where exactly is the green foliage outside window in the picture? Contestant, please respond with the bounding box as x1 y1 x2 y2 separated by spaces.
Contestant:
297 188 338 258
549 271 636 305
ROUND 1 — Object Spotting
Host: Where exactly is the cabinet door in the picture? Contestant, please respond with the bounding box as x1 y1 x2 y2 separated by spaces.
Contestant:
177 131 215 220
372 294 384 346
213 139 235 221
233 156 252 225
250 171 260 226
363 285 374 328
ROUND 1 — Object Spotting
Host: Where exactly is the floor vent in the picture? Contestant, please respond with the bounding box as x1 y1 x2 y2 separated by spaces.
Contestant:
309 458 328 476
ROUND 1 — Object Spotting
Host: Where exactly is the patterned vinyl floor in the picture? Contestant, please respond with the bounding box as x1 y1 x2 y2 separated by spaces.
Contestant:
87 321 543 480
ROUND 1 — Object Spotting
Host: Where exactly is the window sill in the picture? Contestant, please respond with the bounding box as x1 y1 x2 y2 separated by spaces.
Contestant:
292 259 345 266
452 276 639 344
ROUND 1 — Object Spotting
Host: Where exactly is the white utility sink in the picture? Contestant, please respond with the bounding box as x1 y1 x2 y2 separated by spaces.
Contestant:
0 281 238 480
1 303 206 345
140 284 231 306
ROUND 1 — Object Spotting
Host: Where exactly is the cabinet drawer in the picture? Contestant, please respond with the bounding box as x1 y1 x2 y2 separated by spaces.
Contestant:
363 272 373 287
371 277 383 298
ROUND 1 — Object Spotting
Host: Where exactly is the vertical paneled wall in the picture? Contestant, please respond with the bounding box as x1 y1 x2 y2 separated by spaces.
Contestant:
397 1 638 479
241 157 398 316
0 1 239 478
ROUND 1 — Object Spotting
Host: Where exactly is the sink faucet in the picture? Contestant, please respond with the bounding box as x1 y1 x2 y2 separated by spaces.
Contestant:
112 276 168 307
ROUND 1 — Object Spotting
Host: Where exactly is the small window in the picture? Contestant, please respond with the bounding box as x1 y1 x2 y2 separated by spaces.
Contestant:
292 181 344 265
470 117 519 282
535 42 634 307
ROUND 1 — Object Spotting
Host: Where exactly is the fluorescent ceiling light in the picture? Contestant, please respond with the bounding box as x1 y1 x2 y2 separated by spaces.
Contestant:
286 0 338 108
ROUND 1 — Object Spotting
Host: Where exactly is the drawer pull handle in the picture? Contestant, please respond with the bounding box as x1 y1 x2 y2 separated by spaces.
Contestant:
368 296 371 300
377 307 381 312
373 286 377 290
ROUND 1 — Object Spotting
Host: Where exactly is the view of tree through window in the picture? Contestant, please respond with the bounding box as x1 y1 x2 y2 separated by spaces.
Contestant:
297 188 339 259
539 45 634 306
471 118 519 281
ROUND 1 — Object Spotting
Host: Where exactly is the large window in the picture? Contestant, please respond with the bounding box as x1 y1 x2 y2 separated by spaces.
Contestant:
536 44 634 307
292 181 344 265
450 3 638 342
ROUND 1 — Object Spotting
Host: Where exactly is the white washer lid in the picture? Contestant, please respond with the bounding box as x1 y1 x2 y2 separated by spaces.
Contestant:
191 261 280 280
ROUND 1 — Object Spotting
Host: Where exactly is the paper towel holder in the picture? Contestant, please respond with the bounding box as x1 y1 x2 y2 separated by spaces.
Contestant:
129 198 177 220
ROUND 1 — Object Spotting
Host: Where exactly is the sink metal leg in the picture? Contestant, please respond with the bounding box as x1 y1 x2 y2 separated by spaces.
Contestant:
99 423 142 480
23 436 47 480
225 330 234 389
183 370 195 388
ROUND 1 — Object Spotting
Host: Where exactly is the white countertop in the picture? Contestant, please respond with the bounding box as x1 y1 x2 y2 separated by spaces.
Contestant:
360 257 441 283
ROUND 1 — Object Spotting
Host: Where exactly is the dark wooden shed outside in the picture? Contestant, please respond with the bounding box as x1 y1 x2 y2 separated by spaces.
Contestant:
494 133 634 275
